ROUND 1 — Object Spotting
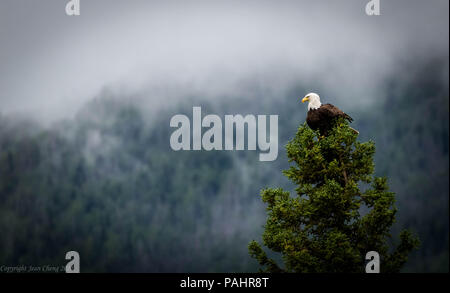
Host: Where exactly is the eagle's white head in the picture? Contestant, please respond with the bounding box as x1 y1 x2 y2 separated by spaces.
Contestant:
301 92 321 111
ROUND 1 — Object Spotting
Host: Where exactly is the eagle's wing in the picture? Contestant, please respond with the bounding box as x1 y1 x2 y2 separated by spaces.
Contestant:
320 104 353 122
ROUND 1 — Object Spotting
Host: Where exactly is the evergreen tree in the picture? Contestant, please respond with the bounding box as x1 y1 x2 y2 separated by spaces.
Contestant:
249 119 419 273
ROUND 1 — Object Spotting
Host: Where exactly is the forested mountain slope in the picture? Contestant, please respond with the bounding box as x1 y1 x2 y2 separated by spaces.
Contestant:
0 58 447 272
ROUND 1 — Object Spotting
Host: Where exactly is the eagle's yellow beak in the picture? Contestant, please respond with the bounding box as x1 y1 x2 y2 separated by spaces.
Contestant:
302 96 309 103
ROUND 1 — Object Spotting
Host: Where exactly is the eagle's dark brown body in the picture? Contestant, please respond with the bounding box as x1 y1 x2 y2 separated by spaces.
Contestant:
306 103 353 136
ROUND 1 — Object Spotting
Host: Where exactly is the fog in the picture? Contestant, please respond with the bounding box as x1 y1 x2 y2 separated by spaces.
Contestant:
0 0 448 123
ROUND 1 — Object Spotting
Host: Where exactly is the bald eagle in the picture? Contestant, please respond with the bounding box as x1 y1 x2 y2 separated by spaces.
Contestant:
301 93 358 136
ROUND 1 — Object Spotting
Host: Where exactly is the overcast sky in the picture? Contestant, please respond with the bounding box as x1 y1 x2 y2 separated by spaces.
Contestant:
0 0 448 122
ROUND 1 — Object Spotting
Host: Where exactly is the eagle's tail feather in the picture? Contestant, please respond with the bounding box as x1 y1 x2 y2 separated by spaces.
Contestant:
349 127 359 135
344 114 353 122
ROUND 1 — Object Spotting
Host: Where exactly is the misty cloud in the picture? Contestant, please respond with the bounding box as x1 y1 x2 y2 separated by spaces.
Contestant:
0 0 448 123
